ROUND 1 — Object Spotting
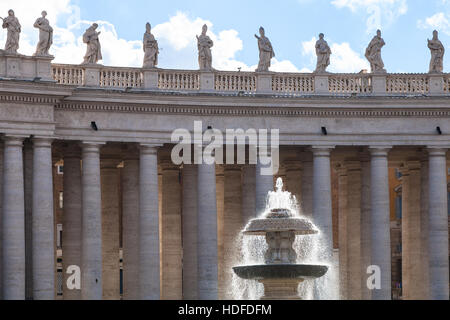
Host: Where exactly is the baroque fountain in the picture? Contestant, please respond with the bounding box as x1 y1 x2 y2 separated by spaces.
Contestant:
233 178 329 300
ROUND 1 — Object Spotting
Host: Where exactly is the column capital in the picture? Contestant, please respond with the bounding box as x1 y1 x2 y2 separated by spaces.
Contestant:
3 134 27 146
427 147 448 157
311 146 335 157
32 136 54 148
140 143 162 155
369 147 392 157
81 141 105 154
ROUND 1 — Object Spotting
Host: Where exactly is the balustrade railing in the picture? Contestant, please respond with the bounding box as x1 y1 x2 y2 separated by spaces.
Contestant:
52 64 84 86
272 74 314 93
215 72 257 92
328 74 372 94
158 70 200 90
386 74 430 94
50 64 449 95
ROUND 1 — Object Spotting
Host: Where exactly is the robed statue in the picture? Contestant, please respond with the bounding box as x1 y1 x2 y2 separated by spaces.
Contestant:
143 23 159 68
82 23 102 64
428 30 445 73
34 11 53 56
197 24 213 70
1 9 21 54
365 29 386 73
315 33 331 73
255 27 275 72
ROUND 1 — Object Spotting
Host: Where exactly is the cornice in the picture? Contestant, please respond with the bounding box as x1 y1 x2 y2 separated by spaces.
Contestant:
0 93 60 105
55 101 450 118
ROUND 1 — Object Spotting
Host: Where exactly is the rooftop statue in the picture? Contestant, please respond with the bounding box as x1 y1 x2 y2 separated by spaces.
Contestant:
33 11 53 56
143 23 159 68
365 29 386 73
82 23 102 64
315 33 331 73
428 30 445 73
255 27 275 72
1 9 21 54
197 24 213 71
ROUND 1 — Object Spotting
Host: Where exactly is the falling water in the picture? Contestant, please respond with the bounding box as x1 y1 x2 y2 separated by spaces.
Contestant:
231 178 339 300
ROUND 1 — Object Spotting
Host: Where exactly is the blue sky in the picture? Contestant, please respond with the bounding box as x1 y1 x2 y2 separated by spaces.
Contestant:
1 0 449 73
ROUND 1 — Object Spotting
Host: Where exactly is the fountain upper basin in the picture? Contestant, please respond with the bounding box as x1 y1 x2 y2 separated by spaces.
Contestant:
233 264 329 280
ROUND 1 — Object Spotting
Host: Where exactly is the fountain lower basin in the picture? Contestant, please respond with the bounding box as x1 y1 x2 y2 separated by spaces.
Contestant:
233 264 328 280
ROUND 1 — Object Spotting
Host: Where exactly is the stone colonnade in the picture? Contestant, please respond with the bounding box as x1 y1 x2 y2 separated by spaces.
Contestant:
0 139 448 300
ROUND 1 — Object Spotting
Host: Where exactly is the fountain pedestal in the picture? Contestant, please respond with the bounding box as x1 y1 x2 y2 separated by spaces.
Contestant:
260 279 304 300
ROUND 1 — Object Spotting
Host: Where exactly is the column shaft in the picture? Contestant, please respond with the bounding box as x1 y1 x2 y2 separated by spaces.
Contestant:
369 148 391 300
337 167 348 300
62 147 82 300
255 157 273 216
182 165 198 300
101 160 120 300
139 145 160 300
2 137 25 300
122 158 140 300
197 162 218 300
360 158 372 300
301 159 314 219
241 165 256 223
420 159 429 299
32 138 55 300
161 162 182 300
81 143 103 300
428 148 449 300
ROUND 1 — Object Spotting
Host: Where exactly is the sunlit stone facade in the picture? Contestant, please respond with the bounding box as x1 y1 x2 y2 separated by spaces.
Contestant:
0 56 449 300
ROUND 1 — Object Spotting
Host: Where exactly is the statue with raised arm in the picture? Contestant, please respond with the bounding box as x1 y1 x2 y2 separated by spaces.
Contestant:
197 24 213 71
143 23 159 68
315 33 331 73
2 9 21 54
365 29 386 73
428 30 445 73
33 11 53 56
255 27 275 72
82 23 102 64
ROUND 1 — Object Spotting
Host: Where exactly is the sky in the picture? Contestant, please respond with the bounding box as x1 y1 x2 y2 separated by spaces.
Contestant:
0 0 449 73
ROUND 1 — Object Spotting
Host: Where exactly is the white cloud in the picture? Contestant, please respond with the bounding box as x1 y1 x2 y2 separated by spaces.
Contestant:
418 12 450 36
301 37 369 73
331 0 408 33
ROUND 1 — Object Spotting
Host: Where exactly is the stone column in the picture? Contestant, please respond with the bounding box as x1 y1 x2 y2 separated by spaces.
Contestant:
81 142 104 300
197 160 218 300
312 147 334 260
285 160 302 207
255 153 273 216
427 148 449 300
182 165 198 300
346 161 362 300
160 160 182 300
336 164 348 300
419 158 429 300
139 144 160 300
216 165 224 299
312 147 335 300
401 161 424 300
122 152 140 300
0 142 3 300
62 145 82 300
101 159 121 300
369 147 391 300
23 141 33 300
241 165 256 224
2 136 26 300
32 138 55 300
301 155 313 219
360 156 372 300
222 165 242 299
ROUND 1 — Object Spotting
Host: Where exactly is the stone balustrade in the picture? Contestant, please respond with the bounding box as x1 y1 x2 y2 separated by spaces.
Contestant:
0 61 437 96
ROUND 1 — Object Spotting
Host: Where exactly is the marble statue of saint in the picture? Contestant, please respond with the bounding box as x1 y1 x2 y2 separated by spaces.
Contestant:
428 30 445 73
315 33 331 73
143 23 159 68
197 24 213 70
255 27 275 72
365 29 386 73
1 9 21 54
82 23 102 64
33 11 53 56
